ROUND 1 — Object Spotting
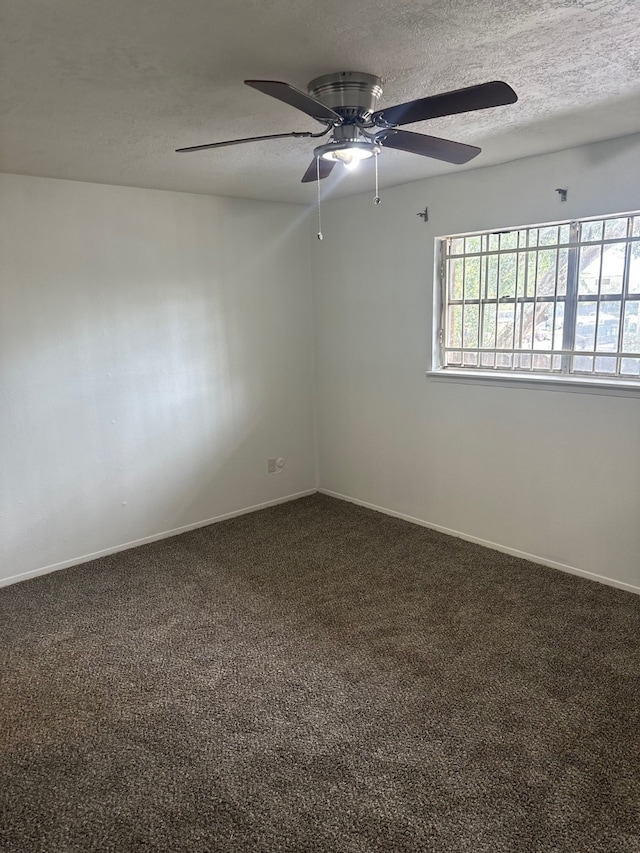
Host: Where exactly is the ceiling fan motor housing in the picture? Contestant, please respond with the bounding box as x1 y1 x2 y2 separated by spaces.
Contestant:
307 72 383 122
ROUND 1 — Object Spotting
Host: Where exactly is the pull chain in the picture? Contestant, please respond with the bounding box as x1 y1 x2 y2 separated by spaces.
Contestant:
373 152 381 205
316 158 323 240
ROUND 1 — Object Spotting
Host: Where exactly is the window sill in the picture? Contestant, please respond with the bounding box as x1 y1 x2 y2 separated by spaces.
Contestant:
426 369 640 398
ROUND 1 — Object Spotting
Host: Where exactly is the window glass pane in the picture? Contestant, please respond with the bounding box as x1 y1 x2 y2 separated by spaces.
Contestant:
553 302 565 350
450 237 464 255
481 352 496 368
465 235 481 254
536 249 557 297
594 356 617 374
496 305 515 349
520 303 534 349
620 357 640 376
629 253 640 294
532 353 551 371
604 217 628 240
595 302 620 352
622 301 640 353
516 252 533 296
539 226 558 246
447 305 462 347
599 245 625 294
462 352 478 367
487 256 498 299
465 258 481 299
500 230 518 251
575 301 597 351
482 303 497 348
578 246 602 295
632 218 640 238
495 352 513 369
533 303 554 349
582 220 604 242
447 351 462 366
499 254 517 298
488 233 500 251
559 224 571 244
449 259 465 299
572 355 594 373
525 252 537 297
463 304 479 348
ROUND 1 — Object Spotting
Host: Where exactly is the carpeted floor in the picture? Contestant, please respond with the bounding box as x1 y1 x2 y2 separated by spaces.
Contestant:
1 494 639 852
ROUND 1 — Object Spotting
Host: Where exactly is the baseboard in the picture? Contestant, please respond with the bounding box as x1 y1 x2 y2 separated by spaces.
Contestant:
0 489 318 590
319 489 640 596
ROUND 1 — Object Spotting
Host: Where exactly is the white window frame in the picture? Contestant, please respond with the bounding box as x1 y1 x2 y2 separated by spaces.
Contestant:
430 211 640 395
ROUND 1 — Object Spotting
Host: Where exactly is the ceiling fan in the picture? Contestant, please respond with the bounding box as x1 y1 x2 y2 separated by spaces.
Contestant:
176 72 518 183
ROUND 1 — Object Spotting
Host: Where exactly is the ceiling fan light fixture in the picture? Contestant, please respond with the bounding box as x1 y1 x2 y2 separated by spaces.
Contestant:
314 140 380 171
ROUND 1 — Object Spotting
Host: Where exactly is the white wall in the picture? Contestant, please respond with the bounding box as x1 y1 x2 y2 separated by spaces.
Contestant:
312 134 640 591
0 174 317 585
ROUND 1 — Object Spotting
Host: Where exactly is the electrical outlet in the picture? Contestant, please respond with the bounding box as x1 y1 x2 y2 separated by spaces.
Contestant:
267 458 277 473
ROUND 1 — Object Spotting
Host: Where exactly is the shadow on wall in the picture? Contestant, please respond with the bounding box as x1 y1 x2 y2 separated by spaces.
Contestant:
1 278 263 572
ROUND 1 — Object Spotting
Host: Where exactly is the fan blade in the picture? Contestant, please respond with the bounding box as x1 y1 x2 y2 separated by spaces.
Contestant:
301 158 335 183
176 131 313 153
378 129 481 164
245 80 342 124
372 81 517 127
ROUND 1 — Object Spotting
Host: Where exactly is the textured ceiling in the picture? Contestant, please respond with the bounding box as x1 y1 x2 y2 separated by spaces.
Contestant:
2 0 640 204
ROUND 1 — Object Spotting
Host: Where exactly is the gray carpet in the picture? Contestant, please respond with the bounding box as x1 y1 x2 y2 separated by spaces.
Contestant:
1 494 639 852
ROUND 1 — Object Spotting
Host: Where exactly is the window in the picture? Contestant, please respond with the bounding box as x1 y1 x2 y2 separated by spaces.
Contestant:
436 212 640 384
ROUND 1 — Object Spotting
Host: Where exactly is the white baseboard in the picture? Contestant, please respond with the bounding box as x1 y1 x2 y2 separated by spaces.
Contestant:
5 487 638 597
0 489 318 590
319 489 640 596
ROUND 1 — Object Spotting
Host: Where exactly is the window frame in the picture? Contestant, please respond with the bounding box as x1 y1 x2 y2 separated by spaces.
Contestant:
430 211 640 394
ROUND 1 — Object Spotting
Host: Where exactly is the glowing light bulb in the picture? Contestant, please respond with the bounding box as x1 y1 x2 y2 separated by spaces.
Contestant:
315 140 381 178
331 148 372 171
342 154 362 171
